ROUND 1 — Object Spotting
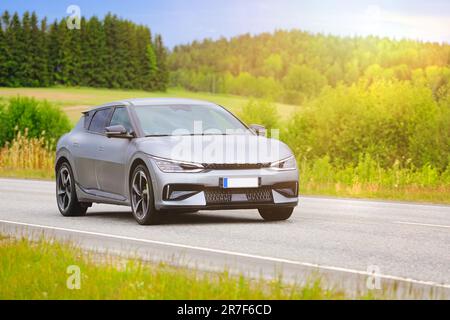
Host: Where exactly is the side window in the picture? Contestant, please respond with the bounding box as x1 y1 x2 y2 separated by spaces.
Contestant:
88 108 113 133
83 111 93 129
109 107 133 132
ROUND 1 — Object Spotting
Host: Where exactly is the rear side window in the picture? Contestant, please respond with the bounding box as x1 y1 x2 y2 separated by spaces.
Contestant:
88 108 113 133
83 111 93 129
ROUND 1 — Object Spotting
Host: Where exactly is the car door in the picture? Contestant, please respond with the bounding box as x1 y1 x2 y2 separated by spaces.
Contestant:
96 106 134 198
82 107 114 191
69 108 109 190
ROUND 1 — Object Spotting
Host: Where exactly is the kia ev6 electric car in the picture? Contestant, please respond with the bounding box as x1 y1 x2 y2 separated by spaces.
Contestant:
55 98 299 225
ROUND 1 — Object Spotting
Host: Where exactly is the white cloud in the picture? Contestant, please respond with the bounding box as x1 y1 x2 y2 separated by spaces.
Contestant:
360 5 450 42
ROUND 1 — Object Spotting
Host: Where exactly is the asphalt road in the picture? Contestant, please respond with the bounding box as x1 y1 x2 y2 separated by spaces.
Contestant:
0 178 449 298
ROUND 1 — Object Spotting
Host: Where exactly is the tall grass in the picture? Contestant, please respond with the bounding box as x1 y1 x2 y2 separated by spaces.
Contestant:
0 129 55 179
299 154 450 203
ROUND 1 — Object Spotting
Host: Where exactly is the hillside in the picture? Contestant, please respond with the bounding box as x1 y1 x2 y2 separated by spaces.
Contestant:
169 30 450 105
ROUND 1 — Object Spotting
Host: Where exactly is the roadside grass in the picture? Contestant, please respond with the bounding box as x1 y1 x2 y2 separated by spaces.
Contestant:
300 183 450 204
0 168 54 180
0 86 299 124
0 235 350 300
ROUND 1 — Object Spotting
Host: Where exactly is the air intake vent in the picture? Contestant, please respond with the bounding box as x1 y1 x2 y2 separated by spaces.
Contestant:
205 187 273 204
203 163 270 170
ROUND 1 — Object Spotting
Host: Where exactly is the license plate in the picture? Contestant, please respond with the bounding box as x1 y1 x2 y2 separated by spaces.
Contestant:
222 177 259 188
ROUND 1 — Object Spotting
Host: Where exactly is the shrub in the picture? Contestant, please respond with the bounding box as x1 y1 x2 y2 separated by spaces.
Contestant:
238 99 279 134
284 80 450 171
0 97 71 148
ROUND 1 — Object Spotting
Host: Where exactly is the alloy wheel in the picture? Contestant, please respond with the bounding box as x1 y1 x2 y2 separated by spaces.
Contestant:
57 166 72 211
131 169 150 219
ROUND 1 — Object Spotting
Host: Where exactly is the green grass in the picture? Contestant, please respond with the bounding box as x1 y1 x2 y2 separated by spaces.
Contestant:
0 86 299 124
300 183 450 204
0 235 349 300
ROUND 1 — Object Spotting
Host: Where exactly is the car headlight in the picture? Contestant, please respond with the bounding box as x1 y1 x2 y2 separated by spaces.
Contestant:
270 155 297 171
151 156 205 173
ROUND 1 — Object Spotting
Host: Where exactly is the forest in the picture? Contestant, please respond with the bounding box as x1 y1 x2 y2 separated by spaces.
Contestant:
0 11 169 90
169 30 450 105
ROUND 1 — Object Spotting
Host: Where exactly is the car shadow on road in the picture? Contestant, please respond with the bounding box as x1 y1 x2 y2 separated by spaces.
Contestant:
86 210 264 225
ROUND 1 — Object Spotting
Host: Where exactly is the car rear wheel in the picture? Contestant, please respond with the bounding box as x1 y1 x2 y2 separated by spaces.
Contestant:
258 207 294 221
56 162 89 217
130 164 160 225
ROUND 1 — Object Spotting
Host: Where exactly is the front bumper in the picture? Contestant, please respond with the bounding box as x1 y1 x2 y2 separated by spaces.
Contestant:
145 158 299 211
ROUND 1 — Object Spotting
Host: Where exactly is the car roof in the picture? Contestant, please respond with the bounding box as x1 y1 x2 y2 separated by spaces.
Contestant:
86 98 217 112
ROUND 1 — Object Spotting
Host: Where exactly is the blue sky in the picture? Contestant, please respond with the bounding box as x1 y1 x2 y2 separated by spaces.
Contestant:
2 0 450 47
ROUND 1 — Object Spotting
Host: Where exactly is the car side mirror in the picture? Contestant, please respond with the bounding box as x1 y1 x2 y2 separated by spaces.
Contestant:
105 125 133 138
249 124 267 137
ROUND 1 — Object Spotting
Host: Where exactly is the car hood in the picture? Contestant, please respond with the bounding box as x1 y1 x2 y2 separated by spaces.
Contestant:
136 135 293 164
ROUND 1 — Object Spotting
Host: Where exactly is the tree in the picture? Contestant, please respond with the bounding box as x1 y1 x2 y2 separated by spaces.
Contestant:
30 12 49 86
57 19 71 84
8 12 24 86
263 54 283 79
0 19 7 86
143 43 158 90
47 20 60 84
81 16 107 87
21 11 33 86
154 34 168 90
282 64 328 97
0 10 169 91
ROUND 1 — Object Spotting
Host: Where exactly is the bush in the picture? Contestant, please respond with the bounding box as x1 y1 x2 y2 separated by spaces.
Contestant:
238 99 279 135
284 80 450 170
0 97 71 148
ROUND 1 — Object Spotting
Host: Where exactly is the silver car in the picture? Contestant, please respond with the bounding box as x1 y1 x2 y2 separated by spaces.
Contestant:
55 98 299 225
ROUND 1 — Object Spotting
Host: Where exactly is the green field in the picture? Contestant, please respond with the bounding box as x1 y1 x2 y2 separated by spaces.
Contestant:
0 235 351 300
0 86 299 124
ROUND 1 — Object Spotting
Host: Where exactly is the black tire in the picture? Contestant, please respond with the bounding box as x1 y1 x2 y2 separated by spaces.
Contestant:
258 207 294 221
56 162 88 217
130 164 160 225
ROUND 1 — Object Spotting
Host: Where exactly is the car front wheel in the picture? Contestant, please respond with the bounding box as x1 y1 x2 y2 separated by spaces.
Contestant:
258 207 294 221
130 164 160 225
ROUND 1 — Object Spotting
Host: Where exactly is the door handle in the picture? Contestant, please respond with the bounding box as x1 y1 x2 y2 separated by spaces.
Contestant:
98 146 105 152
73 141 80 147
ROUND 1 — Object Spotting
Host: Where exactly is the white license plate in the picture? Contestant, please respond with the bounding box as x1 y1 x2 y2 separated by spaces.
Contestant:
222 177 259 188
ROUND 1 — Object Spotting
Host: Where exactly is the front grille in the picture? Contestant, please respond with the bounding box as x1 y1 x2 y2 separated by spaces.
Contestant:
205 187 273 204
203 163 270 170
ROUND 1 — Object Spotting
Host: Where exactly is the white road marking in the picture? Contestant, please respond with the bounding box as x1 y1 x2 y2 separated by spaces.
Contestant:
394 221 450 229
0 218 449 290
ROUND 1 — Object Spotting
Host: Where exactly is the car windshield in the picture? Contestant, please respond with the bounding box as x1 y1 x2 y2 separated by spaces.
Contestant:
134 105 252 136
